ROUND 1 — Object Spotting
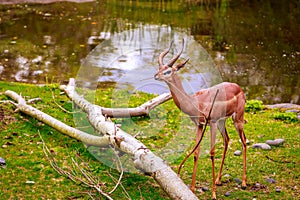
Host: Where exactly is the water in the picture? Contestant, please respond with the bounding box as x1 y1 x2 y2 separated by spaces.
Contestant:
77 25 221 96
0 0 299 104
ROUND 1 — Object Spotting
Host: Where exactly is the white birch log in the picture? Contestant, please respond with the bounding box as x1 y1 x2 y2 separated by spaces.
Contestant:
60 78 198 200
101 92 172 118
4 90 111 147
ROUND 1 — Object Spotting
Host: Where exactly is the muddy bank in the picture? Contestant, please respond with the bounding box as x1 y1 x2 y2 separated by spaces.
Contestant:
265 103 300 110
0 0 94 4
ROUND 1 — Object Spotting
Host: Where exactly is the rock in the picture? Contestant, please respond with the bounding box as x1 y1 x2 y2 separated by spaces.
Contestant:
266 139 285 146
32 56 42 64
265 103 300 110
266 178 276 184
274 138 285 144
224 174 231 178
239 138 250 144
43 35 53 45
234 178 242 184
202 186 209 192
275 187 281 193
265 140 275 145
87 36 102 45
252 143 271 150
224 191 231 197
25 180 35 184
285 109 299 113
0 157 6 168
197 186 209 193
44 13 52 17
234 150 242 156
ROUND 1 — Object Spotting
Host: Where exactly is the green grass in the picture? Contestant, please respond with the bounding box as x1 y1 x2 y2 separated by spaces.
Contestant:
0 81 299 199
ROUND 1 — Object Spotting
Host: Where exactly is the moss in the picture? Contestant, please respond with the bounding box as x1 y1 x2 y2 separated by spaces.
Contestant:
245 99 264 113
273 112 299 123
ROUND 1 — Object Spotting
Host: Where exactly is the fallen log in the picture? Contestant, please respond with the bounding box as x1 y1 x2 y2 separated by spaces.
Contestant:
4 79 198 200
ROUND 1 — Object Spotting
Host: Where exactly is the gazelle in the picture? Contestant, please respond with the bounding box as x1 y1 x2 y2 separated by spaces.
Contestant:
154 40 247 199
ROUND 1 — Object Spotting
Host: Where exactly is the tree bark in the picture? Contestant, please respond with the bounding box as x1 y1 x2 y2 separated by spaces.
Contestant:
101 92 172 118
4 90 110 147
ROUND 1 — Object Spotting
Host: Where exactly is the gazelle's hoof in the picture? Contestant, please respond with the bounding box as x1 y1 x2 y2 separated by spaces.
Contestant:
190 186 196 193
212 192 217 200
212 196 217 200
215 181 222 186
215 177 222 186
241 182 247 190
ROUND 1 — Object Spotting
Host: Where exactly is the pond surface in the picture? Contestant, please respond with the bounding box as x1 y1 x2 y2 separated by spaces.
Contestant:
0 0 299 104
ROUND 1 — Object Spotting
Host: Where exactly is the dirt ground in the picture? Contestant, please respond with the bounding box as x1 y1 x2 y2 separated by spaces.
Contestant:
0 0 94 4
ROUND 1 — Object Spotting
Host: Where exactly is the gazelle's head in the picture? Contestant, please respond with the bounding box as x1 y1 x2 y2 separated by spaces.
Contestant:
154 40 189 82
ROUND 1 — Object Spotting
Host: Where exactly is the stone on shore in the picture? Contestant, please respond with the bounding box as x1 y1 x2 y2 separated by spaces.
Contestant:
266 138 285 146
234 150 242 156
252 143 271 150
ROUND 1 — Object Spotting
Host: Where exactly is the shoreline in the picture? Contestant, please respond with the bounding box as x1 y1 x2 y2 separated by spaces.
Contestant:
0 0 95 4
0 80 299 109
265 103 300 110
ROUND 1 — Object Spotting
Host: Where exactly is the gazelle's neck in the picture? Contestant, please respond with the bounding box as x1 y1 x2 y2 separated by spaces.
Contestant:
165 73 197 115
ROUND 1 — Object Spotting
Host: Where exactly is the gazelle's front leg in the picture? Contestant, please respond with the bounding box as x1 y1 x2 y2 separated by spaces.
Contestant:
210 122 217 200
190 125 204 192
235 121 247 189
215 119 230 185
233 112 247 189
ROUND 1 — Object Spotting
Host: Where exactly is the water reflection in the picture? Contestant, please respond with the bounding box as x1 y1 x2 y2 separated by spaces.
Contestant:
77 25 220 95
0 0 299 104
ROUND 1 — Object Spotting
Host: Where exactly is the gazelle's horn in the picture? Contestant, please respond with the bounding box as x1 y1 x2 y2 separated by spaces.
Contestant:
175 58 189 71
158 41 173 67
167 39 184 67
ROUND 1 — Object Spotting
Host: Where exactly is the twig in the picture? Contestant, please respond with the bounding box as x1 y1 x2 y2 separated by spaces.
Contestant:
178 89 219 175
265 155 295 164
0 100 18 107
51 89 76 114
107 172 131 200
108 146 124 194
38 131 114 200
27 98 42 104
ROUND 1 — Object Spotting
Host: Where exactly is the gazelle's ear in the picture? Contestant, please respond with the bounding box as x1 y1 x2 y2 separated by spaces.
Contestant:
174 58 189 71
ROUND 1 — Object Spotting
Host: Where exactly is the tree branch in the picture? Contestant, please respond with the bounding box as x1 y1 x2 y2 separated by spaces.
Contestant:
4 90 110 147
60 78 198 200
101 93 172 118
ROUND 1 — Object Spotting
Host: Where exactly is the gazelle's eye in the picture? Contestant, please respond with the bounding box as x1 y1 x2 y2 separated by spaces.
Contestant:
163 69 172 75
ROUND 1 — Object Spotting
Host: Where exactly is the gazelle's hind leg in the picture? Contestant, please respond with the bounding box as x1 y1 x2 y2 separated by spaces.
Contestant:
215 119 229 186
233 113 247 189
